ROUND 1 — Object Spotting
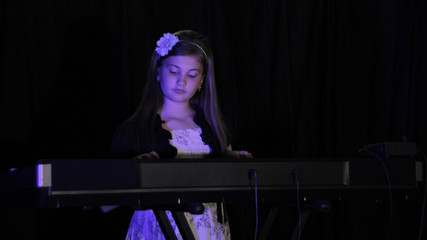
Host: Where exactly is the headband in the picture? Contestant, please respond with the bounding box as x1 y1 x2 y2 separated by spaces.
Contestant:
155 33 208 60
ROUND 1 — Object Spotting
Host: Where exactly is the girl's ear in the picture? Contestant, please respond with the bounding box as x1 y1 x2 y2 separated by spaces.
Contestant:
157 68 160 81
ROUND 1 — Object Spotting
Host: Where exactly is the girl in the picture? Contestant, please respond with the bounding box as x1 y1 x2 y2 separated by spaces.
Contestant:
111 30 252 240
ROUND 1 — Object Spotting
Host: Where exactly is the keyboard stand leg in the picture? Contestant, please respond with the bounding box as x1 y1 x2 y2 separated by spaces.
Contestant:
154 210 179 240
291 208 312 240
258 205 279 240
172 211 197 240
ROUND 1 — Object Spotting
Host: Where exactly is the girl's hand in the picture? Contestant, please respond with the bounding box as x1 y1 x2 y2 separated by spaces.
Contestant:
226 150 253 158
133 151 160 159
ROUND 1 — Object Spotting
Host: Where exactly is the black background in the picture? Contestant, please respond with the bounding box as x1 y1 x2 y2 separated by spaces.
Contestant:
1 0 426 239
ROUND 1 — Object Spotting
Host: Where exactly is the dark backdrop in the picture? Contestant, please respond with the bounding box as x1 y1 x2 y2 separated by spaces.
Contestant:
1 0 426 239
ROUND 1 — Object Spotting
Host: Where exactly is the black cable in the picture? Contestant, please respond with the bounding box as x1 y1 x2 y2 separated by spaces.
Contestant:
292 169 302 240
249 169 259 240
358 148 393 231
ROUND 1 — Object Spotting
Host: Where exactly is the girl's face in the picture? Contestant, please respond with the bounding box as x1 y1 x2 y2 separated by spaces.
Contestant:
158 55 204 104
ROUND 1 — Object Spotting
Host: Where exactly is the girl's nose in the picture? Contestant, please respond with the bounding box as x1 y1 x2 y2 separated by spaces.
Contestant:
176 75 187 87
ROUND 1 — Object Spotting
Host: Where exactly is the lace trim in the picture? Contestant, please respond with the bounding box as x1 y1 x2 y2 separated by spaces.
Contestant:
169 127 211 158
154 107 220 158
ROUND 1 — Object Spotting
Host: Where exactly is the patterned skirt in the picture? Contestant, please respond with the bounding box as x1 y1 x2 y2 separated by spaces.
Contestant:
125 203 230 240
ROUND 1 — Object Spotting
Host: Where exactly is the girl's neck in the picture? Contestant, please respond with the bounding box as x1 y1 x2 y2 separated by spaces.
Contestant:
159 101 198 130
160 101 194 120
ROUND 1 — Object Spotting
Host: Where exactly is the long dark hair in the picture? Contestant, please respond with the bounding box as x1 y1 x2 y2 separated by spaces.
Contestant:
126 30 228 153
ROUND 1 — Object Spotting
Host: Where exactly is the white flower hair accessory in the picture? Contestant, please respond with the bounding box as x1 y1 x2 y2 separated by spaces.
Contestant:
155 33 179 57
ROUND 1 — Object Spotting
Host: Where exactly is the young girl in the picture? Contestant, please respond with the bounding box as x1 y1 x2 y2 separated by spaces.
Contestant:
111 30 252 240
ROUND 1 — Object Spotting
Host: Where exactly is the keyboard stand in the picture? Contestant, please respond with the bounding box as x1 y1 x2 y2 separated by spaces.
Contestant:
173 211 196 240
154 210 196 240
259 205 280 239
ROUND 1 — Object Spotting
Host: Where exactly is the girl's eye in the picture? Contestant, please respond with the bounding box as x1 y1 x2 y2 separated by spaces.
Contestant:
168 67 179 74
188 71 200 79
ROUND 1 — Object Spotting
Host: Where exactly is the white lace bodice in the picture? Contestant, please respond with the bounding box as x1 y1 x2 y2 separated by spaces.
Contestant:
169 127 211 158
